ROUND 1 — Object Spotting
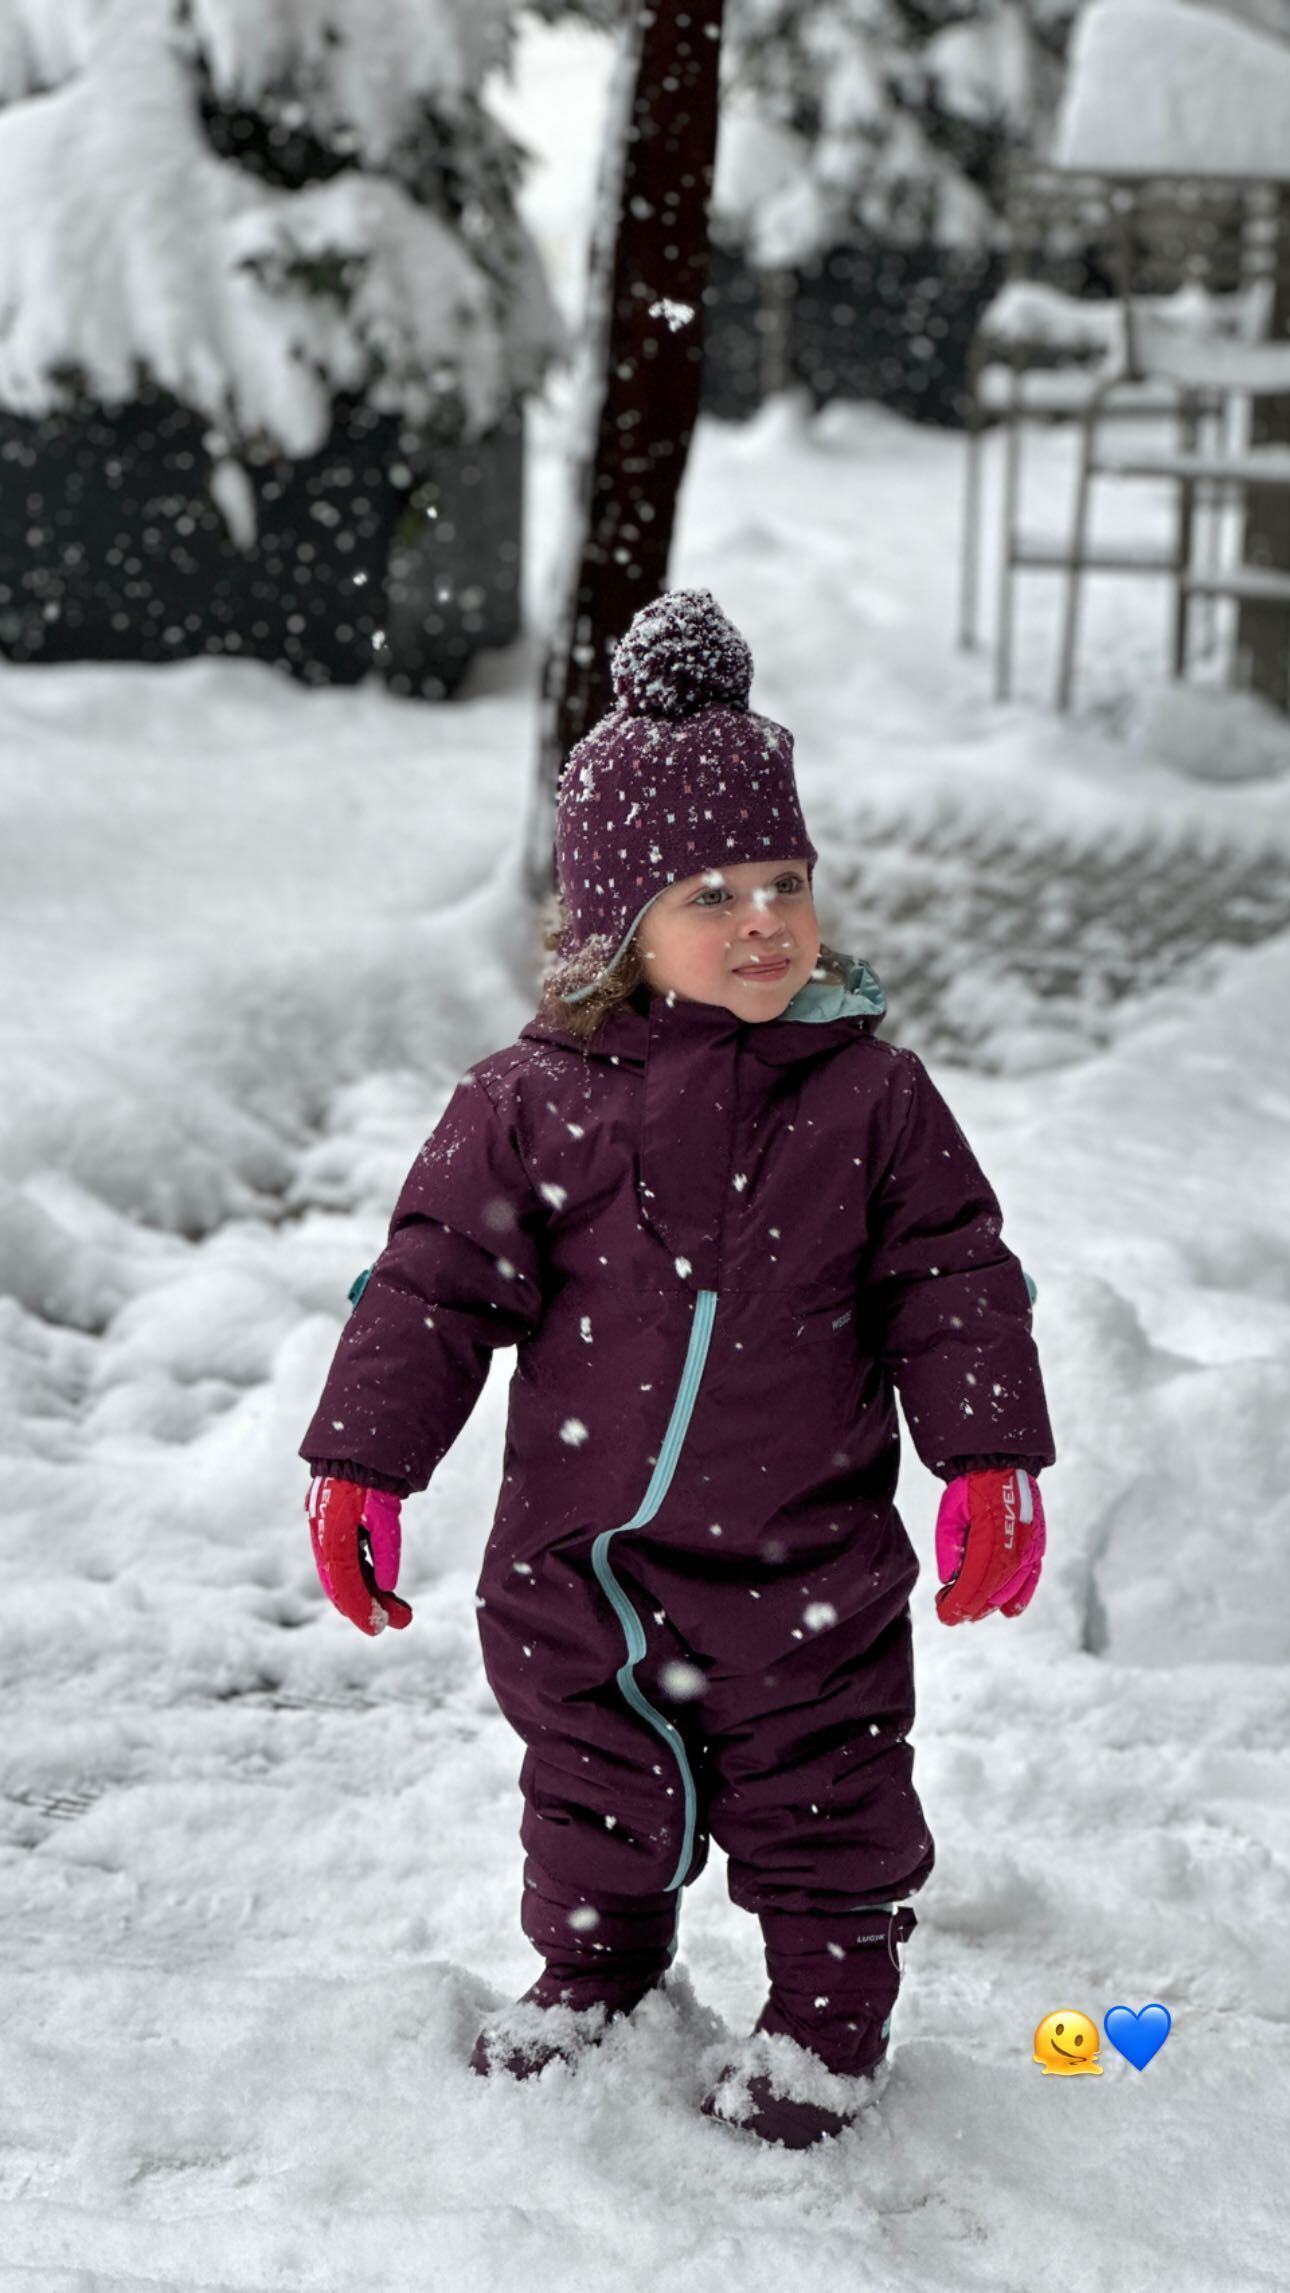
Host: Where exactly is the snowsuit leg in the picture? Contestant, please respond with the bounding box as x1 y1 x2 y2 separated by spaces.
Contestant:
475 1540 709 2013
519 1855 679 2008
695 1593 935 1918
755 1901 917 2075
692 1573 933 2072
479 1529 715 1906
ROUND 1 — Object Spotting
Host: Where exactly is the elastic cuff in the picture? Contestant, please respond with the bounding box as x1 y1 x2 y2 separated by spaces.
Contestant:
303 1459 412 1498
936 1454 1047 1481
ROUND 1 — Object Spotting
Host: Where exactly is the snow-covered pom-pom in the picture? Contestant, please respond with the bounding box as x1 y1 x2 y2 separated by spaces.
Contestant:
611 589 753 720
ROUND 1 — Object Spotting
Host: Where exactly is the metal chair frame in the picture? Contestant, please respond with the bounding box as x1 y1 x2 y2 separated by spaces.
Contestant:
960 166 1288 708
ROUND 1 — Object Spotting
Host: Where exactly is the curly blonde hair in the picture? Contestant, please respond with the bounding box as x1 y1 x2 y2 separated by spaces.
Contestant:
538 891 851 1043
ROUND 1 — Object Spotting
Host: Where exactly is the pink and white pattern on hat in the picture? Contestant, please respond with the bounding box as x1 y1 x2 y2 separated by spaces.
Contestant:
554 589 818 966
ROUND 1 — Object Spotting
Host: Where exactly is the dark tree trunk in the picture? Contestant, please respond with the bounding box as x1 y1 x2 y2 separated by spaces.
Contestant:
525 0 727 902
1236 191 1290 714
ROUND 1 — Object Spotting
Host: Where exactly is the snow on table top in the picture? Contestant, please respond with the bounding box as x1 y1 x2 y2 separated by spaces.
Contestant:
1055 0 1290 180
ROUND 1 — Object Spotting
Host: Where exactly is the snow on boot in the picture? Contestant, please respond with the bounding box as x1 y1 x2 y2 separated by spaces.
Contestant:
701 2070 859 2148
756 1898 911 2071
701 1902 912 2145
469 1966 665 2080
469 1858 678 2077
700 2032 886 2149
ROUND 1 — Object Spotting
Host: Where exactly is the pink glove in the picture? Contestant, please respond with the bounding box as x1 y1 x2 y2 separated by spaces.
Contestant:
935 1467 1045 1627
307 1476 413 1636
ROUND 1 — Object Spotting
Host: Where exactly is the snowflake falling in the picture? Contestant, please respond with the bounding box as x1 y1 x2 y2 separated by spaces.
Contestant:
660 1660 707 1702
648 297 696 332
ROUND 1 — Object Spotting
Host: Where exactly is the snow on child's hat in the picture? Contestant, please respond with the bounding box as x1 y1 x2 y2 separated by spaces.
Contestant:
553 589 818 1001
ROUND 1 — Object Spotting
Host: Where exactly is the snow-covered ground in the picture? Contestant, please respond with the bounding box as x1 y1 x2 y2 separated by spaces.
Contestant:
4 20 1290 2293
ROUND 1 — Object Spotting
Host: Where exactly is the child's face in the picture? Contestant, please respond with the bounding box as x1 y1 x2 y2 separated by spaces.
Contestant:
636 858 820 1021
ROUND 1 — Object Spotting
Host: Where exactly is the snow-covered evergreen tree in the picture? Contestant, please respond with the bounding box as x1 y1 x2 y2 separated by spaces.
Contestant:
0 0 564 457
714 0 1079 266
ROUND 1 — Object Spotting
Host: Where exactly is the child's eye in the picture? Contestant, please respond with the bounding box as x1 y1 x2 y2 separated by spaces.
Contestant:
691 875 803 909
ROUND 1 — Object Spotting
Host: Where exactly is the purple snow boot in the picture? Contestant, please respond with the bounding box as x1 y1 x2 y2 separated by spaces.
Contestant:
469 1964 668 2080
701 1904 914 2148
469 1860 677 2080
701 2058 884 2149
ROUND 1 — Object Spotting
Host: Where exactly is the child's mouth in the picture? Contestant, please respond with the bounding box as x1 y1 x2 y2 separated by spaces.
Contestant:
732 956 790 980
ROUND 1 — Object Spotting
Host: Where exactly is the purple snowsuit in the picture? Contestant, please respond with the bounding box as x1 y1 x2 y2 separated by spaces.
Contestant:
303 968 1054 2066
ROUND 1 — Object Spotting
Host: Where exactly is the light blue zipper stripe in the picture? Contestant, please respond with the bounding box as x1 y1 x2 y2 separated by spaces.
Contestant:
590 1287 717 1893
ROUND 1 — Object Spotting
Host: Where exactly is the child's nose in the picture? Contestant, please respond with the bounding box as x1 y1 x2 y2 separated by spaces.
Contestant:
738 895 780 933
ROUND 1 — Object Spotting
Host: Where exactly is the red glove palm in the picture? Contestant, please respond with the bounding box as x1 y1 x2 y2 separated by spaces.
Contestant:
307 1476 413 1636
935 1467 1045 1626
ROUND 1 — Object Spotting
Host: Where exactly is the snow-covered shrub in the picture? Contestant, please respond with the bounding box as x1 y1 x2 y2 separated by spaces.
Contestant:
0 0 567 685
0 0 563 455
715 0 1079 269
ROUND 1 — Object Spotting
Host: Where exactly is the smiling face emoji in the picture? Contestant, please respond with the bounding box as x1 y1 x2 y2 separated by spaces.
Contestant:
1034 2010 1103 2075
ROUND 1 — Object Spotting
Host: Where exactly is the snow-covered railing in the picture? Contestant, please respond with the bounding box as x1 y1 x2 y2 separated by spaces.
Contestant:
976 276 1274 367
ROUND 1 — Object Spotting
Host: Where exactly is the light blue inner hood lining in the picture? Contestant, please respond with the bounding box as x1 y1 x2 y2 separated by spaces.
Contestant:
780 958 886 1024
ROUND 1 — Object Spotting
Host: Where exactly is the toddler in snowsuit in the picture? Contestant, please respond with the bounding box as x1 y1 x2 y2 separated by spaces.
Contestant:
302 589 1054 2148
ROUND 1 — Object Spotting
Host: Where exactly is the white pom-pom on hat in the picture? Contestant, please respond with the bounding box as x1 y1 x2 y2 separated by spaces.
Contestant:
611 588 753 720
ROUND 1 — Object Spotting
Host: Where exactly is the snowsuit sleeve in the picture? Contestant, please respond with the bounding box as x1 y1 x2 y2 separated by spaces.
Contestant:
864 1052 1055 1480
300 1070 548 1496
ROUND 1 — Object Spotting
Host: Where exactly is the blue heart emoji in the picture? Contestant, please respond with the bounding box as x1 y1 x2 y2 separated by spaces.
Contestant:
1104 2004 1171 2070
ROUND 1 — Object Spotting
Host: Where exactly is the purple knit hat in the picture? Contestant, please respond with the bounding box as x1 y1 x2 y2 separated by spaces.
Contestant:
553 589 816 999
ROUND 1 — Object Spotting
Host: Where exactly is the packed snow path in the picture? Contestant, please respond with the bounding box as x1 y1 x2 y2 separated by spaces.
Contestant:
3 389 1290 2291
821 797 1290 1070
